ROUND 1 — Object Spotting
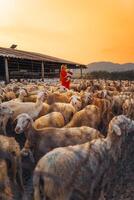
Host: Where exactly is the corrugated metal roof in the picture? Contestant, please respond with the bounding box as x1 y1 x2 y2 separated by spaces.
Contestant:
0 47 84 66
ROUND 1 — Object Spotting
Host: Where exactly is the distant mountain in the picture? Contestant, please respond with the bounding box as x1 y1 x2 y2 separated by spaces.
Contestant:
86 62 134 72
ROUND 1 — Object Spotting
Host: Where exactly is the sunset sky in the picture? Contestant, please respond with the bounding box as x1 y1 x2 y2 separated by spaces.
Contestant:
0 0 134 64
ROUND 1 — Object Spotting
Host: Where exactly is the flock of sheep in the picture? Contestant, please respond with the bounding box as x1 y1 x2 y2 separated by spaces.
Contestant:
0 78 134 200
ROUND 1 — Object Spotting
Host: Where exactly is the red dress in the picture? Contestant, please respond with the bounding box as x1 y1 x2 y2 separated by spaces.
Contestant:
60 68 73 89
60 68 68 89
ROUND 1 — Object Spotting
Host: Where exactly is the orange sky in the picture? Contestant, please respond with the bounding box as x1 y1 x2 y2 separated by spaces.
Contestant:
0 0 134 64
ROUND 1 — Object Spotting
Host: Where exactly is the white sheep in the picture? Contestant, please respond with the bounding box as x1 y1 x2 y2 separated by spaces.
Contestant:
2 91 45 120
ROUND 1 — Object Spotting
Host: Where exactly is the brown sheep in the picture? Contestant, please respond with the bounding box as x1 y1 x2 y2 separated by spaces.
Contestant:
0 135 24 190
33 115 134 200
65 105 101 129
0 158 13 200
45 92 70 104
92 97 113 132
34 112 65 129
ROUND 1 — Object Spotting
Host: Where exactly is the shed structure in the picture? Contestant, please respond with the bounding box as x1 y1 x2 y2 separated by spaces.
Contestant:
0 47 85 83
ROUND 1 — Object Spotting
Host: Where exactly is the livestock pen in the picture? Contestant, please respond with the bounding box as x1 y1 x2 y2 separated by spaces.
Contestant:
0 79 134 200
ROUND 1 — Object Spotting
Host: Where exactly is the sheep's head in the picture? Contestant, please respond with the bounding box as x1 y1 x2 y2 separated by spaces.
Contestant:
70 95 82 111
19 88 28 97
0 105 13 117
15 113 32 134
37 91 48 102
108 115 134 138
81 92 93 105
58 85 68 93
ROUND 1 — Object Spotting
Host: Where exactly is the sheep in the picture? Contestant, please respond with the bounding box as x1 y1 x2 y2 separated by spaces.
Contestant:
34 112 65 129
33 115 134 200
2 91 46 120
3 90 16 101
0 158 13 200
80 92 93 108
49 95 82 124
122 98 134 119
0 105 14 135
0 135 24 191
39 95 82 123
45 91 70 104
14 88 28 102
92 97 113 132
65 105 101 129
15 113 103 163
38 102 51 117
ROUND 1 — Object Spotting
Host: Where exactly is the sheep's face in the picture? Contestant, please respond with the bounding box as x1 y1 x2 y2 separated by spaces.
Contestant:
58 85 67 93
37 91 48 102
83 92 92 104
70 95 82 111
0 105 13 117
122 100 129 115
19 89 28 97
108 115 134 138
15 114 31 134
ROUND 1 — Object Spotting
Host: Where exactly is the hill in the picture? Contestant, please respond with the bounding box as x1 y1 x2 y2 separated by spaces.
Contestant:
86 62 134 72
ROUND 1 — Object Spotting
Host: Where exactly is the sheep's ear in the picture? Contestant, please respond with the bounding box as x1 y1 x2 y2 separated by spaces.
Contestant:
13 117 18 125
112 124 122 136
69 96 73 102
80 91 84 95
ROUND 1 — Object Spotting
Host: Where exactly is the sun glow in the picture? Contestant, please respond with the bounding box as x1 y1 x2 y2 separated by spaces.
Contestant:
0 0 15 25
0 0 134 64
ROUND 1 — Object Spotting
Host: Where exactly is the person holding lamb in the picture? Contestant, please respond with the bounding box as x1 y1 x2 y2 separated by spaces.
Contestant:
60 64 73 89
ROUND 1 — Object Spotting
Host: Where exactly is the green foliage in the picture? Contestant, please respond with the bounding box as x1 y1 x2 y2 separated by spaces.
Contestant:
84 70 134 80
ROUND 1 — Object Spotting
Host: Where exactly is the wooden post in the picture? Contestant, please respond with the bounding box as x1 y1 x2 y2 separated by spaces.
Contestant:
80 66 83 78
4 57 9 83
41 61 44 81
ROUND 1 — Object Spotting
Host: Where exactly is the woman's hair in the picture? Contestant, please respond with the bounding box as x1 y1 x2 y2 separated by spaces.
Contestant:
61 64 67 70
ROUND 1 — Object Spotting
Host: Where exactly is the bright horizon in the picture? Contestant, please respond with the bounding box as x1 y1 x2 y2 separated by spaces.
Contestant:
0 0 134 65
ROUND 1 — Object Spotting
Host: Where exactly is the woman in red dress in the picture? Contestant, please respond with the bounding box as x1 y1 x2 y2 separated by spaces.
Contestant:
60 65 73 89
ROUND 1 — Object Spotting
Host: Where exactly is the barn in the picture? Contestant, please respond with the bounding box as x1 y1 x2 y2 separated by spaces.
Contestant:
0 47 85 83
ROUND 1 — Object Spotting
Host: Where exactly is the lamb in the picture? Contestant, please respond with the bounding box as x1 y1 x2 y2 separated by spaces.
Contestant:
0 105 14 135
15 113 103 163
0 135 24 191
65 105 101 129
2 91 46 120
34 112 65 129
33 115 134 200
